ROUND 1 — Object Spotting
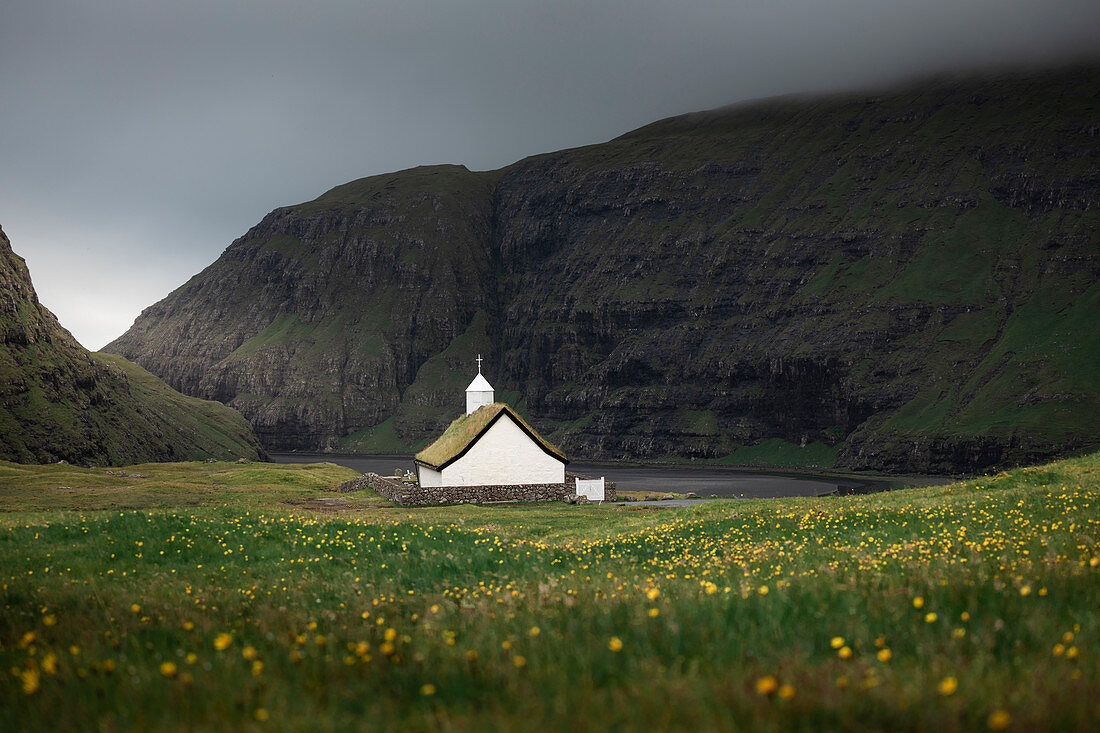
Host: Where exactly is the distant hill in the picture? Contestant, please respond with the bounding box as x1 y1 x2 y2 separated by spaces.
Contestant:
106 65 1100 474
0 225 266 465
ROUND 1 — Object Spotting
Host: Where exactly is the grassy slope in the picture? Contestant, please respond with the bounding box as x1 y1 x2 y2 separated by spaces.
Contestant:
0 226 267 465
1 452 1097 730
0 460 366 512
92 353 269 463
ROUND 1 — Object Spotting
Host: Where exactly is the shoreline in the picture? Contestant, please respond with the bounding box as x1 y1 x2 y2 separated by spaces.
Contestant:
270 452 954 498
269 451 955 489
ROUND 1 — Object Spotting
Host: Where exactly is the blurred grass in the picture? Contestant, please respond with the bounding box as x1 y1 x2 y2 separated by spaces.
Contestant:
1 453 1097 730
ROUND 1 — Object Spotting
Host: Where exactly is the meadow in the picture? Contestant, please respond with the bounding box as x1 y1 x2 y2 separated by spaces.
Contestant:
0 454 1097 731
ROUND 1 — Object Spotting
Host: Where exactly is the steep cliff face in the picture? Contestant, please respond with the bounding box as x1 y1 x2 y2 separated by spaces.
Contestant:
107 67 1100 473
108 165 500 449
0 226 267 465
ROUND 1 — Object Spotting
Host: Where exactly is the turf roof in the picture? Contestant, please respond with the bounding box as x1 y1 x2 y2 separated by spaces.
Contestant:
414 403 567 470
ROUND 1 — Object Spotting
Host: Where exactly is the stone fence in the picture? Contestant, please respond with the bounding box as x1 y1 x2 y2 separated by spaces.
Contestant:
339 472 616 507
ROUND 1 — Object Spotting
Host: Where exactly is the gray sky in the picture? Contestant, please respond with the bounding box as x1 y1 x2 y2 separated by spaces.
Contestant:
2 0 1097 350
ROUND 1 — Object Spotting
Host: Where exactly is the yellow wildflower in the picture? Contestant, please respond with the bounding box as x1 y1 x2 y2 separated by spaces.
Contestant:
213 633 232 651
988 710 1011 730
159 661 178 679
755 675 778 695
608 636 623 652
938 676 958 696
421 683 436 696
21 668 40 695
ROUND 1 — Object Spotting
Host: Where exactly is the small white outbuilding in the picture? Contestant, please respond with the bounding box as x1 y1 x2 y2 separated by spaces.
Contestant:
414 360 567 488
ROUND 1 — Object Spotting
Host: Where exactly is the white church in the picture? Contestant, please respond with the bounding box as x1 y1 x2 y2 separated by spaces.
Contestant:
414 357 568 488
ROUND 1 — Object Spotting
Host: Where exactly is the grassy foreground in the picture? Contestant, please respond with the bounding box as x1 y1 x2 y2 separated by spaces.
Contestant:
1 454 1098 731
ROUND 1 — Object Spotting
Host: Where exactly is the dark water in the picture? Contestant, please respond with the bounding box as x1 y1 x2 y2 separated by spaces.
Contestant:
269 453 944 498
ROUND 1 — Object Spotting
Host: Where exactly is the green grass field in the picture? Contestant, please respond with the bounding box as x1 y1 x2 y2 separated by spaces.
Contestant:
1 454 1097 730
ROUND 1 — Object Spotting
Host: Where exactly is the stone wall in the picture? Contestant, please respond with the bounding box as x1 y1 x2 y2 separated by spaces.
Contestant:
345 472 616 506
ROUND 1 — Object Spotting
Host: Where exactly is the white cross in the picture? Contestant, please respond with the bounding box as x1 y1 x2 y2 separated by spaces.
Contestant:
476 354 483 373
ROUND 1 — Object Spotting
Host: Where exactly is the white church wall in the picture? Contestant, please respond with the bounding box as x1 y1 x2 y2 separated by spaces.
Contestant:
417 465 443 487
440 415 564 487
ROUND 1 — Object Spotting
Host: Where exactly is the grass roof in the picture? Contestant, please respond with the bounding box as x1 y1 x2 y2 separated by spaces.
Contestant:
415 403 566 469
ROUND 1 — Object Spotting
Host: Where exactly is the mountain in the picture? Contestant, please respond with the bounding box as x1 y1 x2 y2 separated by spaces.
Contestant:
106 66 1100 474
0 226 267 465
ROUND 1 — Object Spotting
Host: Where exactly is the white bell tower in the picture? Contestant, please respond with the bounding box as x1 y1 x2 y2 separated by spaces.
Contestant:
465 354 495 414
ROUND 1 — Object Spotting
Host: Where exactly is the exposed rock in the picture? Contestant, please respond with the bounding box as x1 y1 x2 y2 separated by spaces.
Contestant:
105 67 1100 473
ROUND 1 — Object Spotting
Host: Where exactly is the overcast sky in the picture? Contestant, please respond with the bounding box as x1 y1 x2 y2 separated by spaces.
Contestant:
2 0 1098 350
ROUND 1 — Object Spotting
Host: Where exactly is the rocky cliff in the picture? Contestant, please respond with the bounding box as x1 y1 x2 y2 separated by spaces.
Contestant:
0 226 267 465
106 66 1100 473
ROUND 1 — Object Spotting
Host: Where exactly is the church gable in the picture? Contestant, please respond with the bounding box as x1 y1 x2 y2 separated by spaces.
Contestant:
415 402 567 471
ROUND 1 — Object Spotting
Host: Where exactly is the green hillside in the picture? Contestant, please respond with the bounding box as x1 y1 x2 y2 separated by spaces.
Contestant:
0 225 266 465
